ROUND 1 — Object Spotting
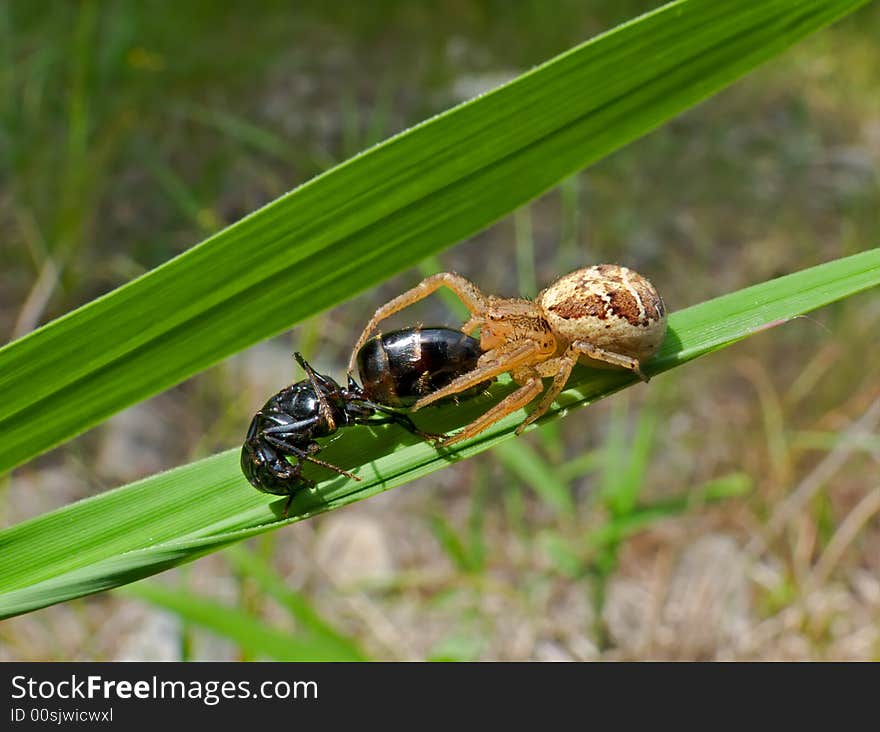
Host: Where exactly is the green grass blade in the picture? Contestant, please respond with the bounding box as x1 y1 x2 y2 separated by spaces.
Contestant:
1 249 877 619
599 399 657 517
557 451 603 482
429 515 480 574
222 545 368 661
120 582 361 661
585 472 753 550
496 441 574 514
598 398 631 514
0 0 867 472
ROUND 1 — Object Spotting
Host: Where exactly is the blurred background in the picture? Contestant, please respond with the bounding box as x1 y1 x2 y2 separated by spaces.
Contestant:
2 0 879 660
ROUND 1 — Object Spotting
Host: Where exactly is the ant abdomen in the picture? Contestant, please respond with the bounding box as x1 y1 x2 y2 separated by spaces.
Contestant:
356 327 485 407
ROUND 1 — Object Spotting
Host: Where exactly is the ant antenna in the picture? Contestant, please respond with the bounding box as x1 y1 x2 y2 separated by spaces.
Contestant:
293 352 336 430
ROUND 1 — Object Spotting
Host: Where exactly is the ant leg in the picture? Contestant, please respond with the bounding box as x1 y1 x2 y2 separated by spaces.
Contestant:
262 415 321 437
294 352 336 430
348 273 489 374
250 439 308 485
356 403 445 442
412 341 540 411
440 371 544 447
572 340 648 381
264 436 362 482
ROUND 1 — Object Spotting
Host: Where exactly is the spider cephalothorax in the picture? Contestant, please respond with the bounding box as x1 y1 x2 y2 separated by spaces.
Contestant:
348 265 667 445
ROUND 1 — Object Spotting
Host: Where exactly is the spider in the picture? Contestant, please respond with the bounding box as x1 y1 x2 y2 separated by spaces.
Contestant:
348 265 667 445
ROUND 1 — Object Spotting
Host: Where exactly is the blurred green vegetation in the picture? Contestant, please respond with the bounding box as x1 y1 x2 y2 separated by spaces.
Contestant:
1 0 878 660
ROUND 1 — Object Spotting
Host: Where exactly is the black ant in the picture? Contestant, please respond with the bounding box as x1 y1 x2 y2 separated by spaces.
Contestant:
241 327 487 515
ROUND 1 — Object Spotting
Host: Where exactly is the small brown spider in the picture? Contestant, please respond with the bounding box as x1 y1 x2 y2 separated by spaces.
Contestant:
348 265 667 445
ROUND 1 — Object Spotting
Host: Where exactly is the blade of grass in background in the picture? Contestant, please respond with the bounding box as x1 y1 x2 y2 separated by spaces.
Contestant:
496 440 574 515
222 545 368 661
0 248 877 619
118 582 363 661
584 473 754 551
0 0 868 473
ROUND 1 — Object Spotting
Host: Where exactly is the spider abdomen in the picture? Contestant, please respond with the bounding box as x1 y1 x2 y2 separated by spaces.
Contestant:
538 265 667 363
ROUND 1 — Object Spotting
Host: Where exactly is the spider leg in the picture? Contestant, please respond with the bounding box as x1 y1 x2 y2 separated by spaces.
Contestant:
440 371 545 447
294 352 336 430
516 338 651 434
574 340 648 381
348 272 489 373
515 353 578 434
461 314 483 336
412 340 540 411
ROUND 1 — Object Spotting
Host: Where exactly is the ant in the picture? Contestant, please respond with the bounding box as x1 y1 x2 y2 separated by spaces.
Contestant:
241 327 487 514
